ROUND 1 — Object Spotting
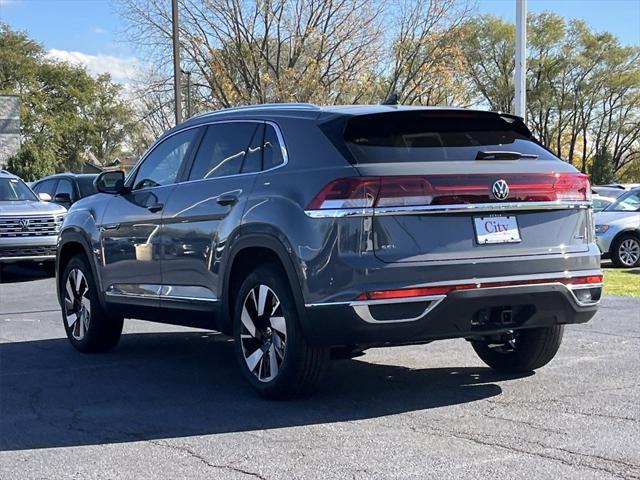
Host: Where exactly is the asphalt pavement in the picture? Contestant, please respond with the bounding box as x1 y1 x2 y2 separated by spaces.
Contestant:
1 263 639 479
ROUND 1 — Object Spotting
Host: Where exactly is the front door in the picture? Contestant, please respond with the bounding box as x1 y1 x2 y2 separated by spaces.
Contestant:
160 121 264 308
99 127 201 306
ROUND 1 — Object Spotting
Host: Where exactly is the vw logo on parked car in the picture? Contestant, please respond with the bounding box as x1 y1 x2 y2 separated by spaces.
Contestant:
19 218 31 231
492 179 510 201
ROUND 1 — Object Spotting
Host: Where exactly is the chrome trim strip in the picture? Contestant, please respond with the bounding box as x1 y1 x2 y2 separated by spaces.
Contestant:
375 201 592 215
0 255 56 262
106 284 220 303
305 208 373 218
304 269 602 307
304 201 591 218
352 296 446 323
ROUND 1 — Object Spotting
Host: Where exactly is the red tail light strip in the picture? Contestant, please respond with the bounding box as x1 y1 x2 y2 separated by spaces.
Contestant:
356 275 603 301
306 173 591 213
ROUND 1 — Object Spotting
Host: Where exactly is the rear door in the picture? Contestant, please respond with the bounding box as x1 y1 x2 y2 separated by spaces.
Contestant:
160 121 265 306
333 110 592 263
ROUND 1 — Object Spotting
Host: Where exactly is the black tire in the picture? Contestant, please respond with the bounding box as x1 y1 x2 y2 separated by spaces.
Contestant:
61 254 123 353
472 326 564 373
611 233 640 268
233 264 330 399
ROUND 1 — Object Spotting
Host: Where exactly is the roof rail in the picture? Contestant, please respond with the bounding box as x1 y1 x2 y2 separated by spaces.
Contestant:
193 102 319 119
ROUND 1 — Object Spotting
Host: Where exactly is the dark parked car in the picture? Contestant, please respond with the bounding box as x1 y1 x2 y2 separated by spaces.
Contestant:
32 173 98 209
56 104 601 398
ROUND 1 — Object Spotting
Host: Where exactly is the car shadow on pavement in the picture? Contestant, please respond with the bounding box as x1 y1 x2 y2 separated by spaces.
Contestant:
0 262 53 284
0 331 529 451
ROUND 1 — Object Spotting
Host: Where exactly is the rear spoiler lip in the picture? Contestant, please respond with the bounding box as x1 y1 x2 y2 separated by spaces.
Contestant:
305 200 592 218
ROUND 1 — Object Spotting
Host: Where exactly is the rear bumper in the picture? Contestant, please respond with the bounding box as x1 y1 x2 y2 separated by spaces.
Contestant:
303 275 600 347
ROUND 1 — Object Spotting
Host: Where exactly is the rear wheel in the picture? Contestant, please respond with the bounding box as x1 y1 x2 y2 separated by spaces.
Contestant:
233 265 330 399
61 255 123 352
611 233 640 268
471 326 564 373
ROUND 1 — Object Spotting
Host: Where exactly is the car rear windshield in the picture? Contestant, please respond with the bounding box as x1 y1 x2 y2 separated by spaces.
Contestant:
333 111 556 164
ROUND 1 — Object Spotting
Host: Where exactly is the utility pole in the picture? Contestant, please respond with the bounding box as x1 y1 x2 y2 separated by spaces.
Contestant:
172 0 182 125
181 69 192 118
515 0 527 119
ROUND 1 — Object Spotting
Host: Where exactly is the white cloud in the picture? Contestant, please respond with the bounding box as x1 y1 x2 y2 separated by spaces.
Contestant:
46 49 140 83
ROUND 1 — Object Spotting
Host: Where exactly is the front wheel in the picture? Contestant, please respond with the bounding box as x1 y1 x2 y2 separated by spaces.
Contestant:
611 233 640 268
233 265 330 399
471 326 564 373
61 255 123 353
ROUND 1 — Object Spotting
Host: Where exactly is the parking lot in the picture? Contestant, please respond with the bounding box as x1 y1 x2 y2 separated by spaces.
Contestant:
1 263 639 480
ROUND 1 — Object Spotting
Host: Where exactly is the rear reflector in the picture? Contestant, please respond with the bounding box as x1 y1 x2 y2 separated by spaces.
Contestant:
306 173 591 210
356 274 603 301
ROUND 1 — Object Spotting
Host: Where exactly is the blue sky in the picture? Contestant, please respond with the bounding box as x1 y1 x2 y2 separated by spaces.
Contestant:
1 0 639 83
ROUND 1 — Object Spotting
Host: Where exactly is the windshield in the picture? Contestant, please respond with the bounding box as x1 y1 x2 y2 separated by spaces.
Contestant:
0 177 39 201
605 191 640 212
336 111 557 164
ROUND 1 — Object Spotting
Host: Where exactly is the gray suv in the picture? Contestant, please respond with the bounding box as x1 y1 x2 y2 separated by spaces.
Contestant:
56 104 602 398
0 170 66 273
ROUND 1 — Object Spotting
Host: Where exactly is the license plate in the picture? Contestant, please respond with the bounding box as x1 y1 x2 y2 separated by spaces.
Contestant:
474 216 521 244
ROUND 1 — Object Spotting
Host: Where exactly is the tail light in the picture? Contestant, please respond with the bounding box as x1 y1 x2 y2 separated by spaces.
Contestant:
306 173 591 210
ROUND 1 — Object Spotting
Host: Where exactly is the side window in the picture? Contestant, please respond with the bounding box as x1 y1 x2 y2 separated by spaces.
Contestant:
55 179 75 201
188 122 258 181
263 124 285 170
34 179 56 195
133 128 198 190
241 124 264 174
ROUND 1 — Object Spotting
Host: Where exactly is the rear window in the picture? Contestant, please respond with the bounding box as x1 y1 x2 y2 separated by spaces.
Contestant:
333 111 556 164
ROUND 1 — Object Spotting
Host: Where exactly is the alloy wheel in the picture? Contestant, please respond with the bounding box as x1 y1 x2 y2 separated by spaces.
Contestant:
239 284 287 382
63 268 91 340
619 238 640 267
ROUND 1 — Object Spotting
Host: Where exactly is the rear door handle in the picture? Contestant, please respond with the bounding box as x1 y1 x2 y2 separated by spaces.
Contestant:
148 203 164 213
216 194 238 206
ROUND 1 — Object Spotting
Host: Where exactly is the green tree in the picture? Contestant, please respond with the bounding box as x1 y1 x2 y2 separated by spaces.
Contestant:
589 147 615 185
1 24 135 180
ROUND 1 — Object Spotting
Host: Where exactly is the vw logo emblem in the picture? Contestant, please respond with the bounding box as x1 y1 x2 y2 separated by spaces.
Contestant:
492 179 510 201
19 218 31 231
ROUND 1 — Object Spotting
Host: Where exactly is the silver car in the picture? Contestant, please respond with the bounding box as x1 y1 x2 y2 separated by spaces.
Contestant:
595 188 640 267
0 170 66 272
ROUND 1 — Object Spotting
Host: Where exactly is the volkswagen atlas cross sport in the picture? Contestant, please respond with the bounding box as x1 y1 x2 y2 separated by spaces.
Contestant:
56 104 602 398
0 170 66 275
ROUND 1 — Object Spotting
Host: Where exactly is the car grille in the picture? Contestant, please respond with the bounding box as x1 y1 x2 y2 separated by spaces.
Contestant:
0 215 62 238
0 246 57 257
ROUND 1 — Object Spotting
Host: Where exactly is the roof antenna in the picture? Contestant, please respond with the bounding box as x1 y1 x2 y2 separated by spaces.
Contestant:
381 92 398 105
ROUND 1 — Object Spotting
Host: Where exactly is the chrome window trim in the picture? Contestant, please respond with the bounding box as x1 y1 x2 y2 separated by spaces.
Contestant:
126 120 289 189
305 201 592 218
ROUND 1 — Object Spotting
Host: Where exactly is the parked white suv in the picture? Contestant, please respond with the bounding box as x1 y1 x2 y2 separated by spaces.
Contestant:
0 170 66 273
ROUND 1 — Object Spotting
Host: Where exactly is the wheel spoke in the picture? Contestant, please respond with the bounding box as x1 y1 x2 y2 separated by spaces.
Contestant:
245 347 264 372
257 285 269 316
66 312 78 327
65 281 75 304
270 316 286 336
241 305 257 337
268 344 279 380
270 297 280 316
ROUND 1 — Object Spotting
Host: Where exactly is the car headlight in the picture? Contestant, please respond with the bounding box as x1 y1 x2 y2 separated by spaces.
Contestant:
595 224 609 234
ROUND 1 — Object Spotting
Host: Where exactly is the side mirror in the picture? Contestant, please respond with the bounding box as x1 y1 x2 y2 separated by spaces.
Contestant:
38 192 52 202
95 170 127 194
54 192 72 205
